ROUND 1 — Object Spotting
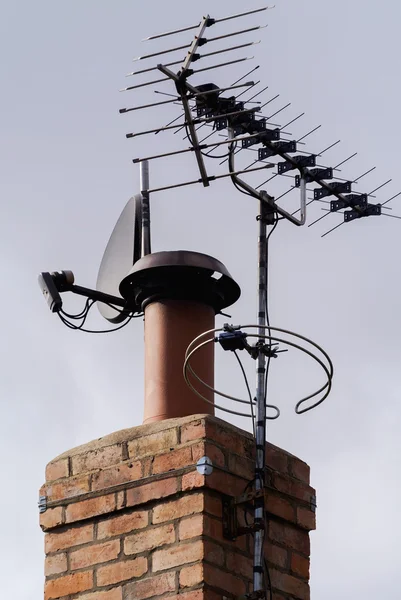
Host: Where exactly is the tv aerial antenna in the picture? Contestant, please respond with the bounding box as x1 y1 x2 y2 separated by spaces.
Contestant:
118 6 400 598
38 5 401 600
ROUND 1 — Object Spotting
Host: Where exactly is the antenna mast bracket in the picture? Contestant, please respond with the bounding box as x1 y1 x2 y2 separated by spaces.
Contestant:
222 490 265 541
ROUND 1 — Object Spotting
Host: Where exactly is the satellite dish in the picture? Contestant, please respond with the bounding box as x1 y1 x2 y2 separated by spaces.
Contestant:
97 161 151 323
96 194 143 323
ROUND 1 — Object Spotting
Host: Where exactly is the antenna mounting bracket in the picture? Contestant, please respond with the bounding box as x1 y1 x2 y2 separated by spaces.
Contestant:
222 490 265 541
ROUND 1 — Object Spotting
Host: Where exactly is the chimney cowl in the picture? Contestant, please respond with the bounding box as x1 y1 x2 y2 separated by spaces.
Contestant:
119 250 241 313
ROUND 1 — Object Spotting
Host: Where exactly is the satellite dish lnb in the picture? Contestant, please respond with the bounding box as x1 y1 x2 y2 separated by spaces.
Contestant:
96 161 151 323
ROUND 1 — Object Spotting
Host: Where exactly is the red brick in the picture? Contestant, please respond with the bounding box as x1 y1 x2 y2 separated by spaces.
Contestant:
72 444 123 475
98 510 148 539
182 470 204 491
92 460 142 491
204 563 246 596
124 523 175 554
125 572 176 599
79 589 122 600
209 592 230 600
153 540 203 571
44 570 93 599
265 493 296 522
70 539 120 570
46 458 69 482
203 590 223 600
169 592 204 600
116 490 125 510
180 563 203 587
126 477 178 508
46 474 90 501
264 542 288 569
178 514 203 540
178 514 247 553
45 523 94 553
192 442 225 468
291 552 310 579
152 446 193 475
142 457 153 477
181 419 206 443
206 515 247 552
228 453 254 479
97 557 148 586
65 494 116 524
270 568 309 600
206 471 246 496
40 507 64 531
184 469 246 497
212 514 244 547
270 474 289 494
173 592 224 600
226 551 253 580
44 553 67 576
204 494 222 518
204 540 224 566
269 521 310 556
266 445 289 474
128 428 178 459
272 473 315 503
153 493 204 524
289 457 310 484
205 421 254 458
297 506 316 531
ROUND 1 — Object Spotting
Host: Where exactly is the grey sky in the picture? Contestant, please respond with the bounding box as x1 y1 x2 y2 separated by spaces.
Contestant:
1 1 400 598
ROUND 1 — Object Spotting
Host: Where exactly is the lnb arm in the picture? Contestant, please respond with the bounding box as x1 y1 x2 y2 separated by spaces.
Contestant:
38 271 126 313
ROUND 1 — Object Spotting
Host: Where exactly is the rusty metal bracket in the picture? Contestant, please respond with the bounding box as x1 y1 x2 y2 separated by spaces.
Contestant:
222 489 264 540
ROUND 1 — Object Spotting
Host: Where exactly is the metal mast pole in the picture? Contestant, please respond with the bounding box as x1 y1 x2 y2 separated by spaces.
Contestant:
253 199 271 593
140 160 151 256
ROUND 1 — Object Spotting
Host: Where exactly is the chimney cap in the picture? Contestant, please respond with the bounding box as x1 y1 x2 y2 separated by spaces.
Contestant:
119 250 240 313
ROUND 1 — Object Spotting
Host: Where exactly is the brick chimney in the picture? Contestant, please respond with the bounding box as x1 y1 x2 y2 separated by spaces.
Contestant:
40 414 315 600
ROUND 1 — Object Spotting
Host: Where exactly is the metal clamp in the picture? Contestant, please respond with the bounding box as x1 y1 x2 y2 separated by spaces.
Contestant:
196 456 213 475
222 489 264 540
38 496 47 514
